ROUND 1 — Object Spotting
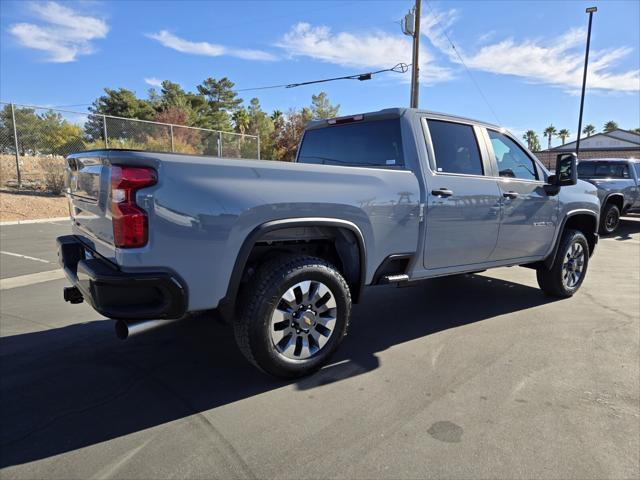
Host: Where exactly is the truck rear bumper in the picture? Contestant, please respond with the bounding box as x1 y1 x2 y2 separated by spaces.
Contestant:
57 235 187 320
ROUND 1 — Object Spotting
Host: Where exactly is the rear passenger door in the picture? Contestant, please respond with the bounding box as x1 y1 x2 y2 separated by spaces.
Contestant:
422 118 502 269
484 129 558 260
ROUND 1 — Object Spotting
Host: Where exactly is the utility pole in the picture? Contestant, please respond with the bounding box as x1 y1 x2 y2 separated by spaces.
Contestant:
576 7 597 158
402 0 421 108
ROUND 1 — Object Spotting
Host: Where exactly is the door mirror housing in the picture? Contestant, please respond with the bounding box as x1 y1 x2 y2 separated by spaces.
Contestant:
552 153 578 186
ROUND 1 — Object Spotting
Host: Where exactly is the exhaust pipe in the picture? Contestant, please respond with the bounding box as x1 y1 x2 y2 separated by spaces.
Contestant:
115 318 181 340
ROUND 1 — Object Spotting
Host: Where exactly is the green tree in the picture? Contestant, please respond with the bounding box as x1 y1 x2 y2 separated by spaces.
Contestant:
196 77 243 131
38 111 84 155
310 91 340 119
543 124 557 149
0 105 40 154
154 80 207 126
247 98 275 159
557 128 570 145
632 128 640 134
522 130 541 151
582 124 596 137
85 88 154 141
603 121 619 133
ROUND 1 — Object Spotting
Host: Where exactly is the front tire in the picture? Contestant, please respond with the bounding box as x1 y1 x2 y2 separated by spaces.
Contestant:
234 255 352 378
599 203 621 235
536 229 589 298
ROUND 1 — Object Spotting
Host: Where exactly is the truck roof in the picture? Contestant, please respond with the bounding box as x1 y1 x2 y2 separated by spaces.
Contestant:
306 107 502 131
578 157 639 163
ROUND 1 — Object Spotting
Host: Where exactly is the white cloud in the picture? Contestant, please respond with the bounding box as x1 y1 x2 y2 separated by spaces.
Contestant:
147 30 277 61
422 11 639 93
277 22 453 84
9 2 108 62
144 77 164 88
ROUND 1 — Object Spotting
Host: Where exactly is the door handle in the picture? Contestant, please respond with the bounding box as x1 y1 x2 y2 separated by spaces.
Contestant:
503 191 519 199
431 188 453 198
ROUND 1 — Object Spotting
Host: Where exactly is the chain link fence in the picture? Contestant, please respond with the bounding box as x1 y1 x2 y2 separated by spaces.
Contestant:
0 102 260 192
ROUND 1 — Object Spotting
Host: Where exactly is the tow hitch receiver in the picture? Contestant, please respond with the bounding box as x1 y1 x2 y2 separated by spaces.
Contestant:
64 286 84 304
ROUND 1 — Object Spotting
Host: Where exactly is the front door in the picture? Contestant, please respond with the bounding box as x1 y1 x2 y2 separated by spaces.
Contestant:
485 129 558 260
423 119 502 269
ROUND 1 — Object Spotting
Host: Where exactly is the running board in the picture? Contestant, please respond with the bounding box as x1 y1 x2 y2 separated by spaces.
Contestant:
381 274 409 284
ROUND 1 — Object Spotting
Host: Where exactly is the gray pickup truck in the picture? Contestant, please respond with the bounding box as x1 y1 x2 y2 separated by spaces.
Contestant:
58 108 600 378
577 158 640 234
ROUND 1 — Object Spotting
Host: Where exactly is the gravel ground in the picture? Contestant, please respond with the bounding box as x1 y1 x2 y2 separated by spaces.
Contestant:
0 191 68 221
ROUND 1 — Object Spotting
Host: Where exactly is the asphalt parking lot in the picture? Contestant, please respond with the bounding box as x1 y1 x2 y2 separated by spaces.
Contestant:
1 218 639 479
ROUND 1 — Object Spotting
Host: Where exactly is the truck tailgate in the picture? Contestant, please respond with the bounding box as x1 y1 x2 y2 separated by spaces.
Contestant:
67 153 116 257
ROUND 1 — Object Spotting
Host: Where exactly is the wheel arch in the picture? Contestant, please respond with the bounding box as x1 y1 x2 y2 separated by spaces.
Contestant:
220 218 367 318
602 193 624 212
544 210 598 268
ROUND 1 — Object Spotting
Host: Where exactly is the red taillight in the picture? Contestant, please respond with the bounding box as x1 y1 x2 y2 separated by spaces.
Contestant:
111 165 157 248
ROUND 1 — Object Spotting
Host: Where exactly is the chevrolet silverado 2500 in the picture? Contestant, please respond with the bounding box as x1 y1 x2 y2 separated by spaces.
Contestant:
58 108 600 378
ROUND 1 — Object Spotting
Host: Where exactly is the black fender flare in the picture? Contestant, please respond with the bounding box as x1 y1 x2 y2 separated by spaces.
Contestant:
544 209 598 268
219 218 367 317
601 192 624 211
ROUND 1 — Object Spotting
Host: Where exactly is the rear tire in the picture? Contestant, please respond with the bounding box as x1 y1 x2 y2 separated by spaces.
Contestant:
536 229 589 298
599 203 621 235
234 255 351 378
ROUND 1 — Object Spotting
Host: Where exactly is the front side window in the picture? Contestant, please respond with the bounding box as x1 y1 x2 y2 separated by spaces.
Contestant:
634 163 640 179
427 120 483 175
488 130 538 180
297 119 404 168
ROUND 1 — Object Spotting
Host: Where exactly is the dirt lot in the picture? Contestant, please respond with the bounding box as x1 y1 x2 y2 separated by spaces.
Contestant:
0 191 68 221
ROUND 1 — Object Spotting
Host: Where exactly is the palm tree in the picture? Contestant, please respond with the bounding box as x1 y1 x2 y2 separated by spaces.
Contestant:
543 124 557 149
582 124 596 137
603 121 619 133
522 130 541 151
232 108 250 135
558 129 570 145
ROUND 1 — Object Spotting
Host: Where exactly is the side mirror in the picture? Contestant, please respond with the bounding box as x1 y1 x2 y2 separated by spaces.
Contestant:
553 153 578 186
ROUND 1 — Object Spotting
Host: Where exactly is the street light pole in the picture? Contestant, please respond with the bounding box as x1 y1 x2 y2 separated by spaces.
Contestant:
411 0 421 108
576 7 597 158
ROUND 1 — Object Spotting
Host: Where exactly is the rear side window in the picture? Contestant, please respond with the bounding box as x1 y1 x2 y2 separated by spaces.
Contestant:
634 163 640 178
593 162 630 178
298 119 404 168
427 120 483 176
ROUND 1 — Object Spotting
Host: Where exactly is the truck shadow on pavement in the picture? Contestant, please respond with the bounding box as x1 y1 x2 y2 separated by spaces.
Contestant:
610 216 640 242
0 273 557 468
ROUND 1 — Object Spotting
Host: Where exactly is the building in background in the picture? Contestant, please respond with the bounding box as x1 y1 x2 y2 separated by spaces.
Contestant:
536 129 640 168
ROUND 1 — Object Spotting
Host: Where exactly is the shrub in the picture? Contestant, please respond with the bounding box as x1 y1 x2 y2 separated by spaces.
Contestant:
38 157 66 195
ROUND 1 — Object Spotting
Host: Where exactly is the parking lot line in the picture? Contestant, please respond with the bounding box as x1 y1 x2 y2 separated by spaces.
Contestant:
0 270 65 290
1 251 51 264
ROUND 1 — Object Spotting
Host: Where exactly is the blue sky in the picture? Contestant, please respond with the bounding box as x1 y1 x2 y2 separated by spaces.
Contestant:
1 0 638 145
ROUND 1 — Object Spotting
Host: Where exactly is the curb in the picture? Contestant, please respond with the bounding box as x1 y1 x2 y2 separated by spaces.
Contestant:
0 217 70 226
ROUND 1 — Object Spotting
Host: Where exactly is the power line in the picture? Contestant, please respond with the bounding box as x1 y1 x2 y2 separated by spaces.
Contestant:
50 103 92 109
236 63 410 92
425 1 502 125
